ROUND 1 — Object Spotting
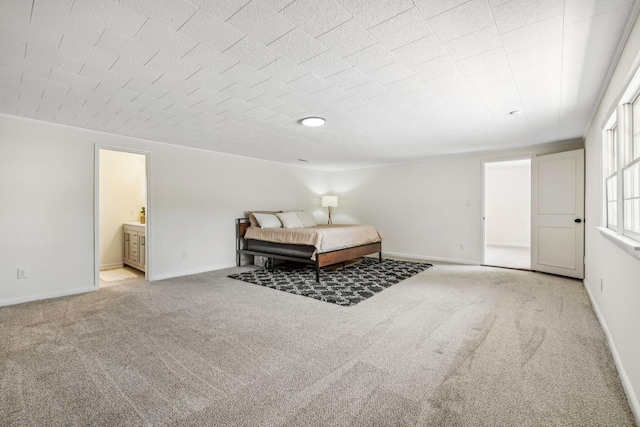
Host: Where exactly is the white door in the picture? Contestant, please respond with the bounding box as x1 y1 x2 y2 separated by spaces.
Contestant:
531 149 584 279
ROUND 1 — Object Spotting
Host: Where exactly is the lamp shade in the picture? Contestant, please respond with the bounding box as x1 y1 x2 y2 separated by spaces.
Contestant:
321 195 338 207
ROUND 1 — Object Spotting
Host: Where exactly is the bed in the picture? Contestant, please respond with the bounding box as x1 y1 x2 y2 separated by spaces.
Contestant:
235 212 382 282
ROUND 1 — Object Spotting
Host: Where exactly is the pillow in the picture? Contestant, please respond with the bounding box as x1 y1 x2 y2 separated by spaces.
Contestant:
247 211 281 227
252 213 282 228
277 211 304 228
296 211 317 227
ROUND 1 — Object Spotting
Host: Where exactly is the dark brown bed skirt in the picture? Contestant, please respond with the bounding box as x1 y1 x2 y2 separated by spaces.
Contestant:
246 239 315 259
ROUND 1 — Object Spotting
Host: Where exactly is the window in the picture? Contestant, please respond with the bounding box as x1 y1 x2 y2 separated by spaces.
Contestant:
604 125 618 230
624 96 640 239
604 93 640 242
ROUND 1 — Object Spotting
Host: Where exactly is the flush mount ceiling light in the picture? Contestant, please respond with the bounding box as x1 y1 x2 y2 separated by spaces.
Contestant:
300 117 326 127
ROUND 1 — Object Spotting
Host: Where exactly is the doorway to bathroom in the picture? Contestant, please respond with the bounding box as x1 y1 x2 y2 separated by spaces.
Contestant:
95 147 149 287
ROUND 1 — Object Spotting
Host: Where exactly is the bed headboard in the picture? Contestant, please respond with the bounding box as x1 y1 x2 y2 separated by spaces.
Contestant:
236 217 250 239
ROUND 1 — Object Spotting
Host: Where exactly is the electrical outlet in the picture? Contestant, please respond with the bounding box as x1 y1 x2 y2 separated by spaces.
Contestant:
17 268 28 279
182 251 188 259
459 243 464 250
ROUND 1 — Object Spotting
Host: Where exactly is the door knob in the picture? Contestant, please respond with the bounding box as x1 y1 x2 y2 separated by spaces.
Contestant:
574 218 582 223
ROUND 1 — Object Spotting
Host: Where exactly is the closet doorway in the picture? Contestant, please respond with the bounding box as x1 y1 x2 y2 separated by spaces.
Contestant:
95 147 149 287
483 159 531 270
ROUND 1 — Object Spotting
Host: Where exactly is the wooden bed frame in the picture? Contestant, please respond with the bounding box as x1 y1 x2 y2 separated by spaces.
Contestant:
235 218 382 282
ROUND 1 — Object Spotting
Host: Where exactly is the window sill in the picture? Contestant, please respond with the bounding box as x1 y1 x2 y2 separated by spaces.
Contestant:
597 227 640 257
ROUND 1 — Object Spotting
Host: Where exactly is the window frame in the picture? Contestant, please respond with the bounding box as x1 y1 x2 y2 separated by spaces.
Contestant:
603 87 640 244
622 159 640 240
604 124 619 231
623 94 640 241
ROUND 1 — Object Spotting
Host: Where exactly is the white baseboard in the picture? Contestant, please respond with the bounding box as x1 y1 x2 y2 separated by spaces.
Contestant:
151 263 237 281
100 262 123 270
583 279 640 424
485 242 530 248
0 285 97 308
151 254 479 281
382 251 478 265
0 263 238 306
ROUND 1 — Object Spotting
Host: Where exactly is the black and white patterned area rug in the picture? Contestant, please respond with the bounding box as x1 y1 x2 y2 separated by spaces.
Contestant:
228 258 432 306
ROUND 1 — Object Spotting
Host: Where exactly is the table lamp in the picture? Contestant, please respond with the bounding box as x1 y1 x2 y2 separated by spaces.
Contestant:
321 196 338 224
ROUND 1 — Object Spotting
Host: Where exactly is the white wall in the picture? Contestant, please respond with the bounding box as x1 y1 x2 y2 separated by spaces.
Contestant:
0 115 329 305
330 156 483 263
99 149 146 269
149 141 329 279
484 160 531 247
330 143 581 264
583 13 640 420
0 117 95 305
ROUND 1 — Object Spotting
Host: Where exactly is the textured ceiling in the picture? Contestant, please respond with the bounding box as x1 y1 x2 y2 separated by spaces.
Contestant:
0 0 638 170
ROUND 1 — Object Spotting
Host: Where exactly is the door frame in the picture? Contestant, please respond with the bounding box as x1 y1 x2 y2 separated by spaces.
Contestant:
481 155 533 266
94 144 151 288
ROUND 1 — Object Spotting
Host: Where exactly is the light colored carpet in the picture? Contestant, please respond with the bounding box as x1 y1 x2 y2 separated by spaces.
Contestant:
0 262 635 426
99 267 139 282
